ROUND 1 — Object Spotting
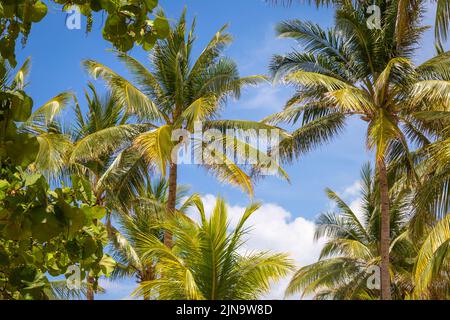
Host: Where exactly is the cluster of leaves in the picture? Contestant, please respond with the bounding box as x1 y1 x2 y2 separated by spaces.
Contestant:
0 1 47 66
0 170 114 299
0 63 38 167
132 196 294 300
0 0 169 66
0 61 113 300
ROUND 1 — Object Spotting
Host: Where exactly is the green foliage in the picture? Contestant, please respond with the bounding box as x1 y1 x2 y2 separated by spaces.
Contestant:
107 178 193 297
0 0 168 66
0 59 39 168
0 169 112 300
0 59 113 300
82 11 286 197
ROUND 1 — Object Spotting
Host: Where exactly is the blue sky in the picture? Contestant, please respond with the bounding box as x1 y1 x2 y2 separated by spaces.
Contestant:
15 0 441 299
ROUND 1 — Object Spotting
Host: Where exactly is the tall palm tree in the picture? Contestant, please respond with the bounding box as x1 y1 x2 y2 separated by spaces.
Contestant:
83 11 288 246
286 164 417 299
69 85 140 300
132 196 294 300
265 0 450 299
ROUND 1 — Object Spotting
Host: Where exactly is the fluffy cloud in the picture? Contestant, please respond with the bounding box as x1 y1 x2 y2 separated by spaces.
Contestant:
238 83 291 112
188 194 326 300
99 180 364 300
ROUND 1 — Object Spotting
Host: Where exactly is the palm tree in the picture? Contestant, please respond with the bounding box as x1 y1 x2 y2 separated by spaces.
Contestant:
69 85 136 300
69 83 150 208
286 164 417 299
26 84 152 300
267 0 450 51
132 196 294 300
83 10 288 247
265 0 450 299
108 177 194 300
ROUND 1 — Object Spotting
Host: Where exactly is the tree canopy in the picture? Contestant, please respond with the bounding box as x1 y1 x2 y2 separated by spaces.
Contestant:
0 0 169 66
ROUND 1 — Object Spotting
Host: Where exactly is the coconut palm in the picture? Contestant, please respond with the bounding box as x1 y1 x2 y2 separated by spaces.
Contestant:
69 83 151 208
83 11 288 247
286 164 417 299
268 0 450 51
108 177 194 300
265 0 450 299
132 196 294 300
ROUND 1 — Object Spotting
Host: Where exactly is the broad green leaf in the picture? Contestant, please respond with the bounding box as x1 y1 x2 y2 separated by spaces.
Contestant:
99 254 116 276
31 1 48 23
82 205 106 221
30 207 62 242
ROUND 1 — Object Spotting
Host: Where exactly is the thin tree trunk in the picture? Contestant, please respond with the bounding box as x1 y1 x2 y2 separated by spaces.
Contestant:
86 219 97 300
377 157 391 300
165 161 178 248
86 185 103 301
87 276 95 301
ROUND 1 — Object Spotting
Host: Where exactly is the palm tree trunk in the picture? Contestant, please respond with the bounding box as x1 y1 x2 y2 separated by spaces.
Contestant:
164 161 178 248
142 266 155 300
377 157 391 300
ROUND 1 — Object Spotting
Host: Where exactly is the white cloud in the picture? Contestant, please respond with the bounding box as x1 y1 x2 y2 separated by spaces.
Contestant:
231 24 295 114
343 180 362 198
98 279 137 300
237 24 294 73
239 83 290 112
188 194 326 300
